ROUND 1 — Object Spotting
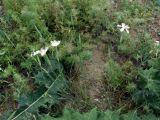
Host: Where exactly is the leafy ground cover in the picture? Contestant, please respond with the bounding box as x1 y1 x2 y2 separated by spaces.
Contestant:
0 0 160 120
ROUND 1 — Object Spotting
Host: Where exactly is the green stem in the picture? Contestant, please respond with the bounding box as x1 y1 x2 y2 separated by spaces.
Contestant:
34 25 43 39
10 74 61 120
2 31 15 47
56 47 60 62
45 54 52 67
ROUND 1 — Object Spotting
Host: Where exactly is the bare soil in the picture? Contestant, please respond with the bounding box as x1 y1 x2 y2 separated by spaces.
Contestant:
66 42 110 111
79 42 107 110
149 14 160 42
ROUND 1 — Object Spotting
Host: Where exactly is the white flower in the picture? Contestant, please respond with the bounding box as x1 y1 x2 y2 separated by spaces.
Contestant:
31 50 40 57
39 47 49 56
117 23 130 33
30 40 61 57
31 47 49 57
94 98 100 102
155 41 160 46
50 40 61 47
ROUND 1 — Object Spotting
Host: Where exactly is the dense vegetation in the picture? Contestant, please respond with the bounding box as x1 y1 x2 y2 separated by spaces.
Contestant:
0 0 160 119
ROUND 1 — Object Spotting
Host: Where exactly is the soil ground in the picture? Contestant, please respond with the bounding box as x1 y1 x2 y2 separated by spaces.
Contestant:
78 42 107 110
149 15 160 42
66 42 112 111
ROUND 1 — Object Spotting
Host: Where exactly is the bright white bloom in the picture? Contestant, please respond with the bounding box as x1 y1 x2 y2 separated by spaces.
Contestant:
31 50 40 57
94 98 100 102
31 47 49 57
39 47 49 56
155 41 160 46
117 23 130 33
30 40 61 57
50 40 61 47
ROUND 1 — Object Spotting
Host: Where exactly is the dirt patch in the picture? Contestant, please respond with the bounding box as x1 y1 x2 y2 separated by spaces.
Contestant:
66 42 109 111
149 15 160 42
80 42 107 110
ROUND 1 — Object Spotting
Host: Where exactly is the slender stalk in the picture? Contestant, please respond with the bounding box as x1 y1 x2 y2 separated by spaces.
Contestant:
10 74 61 120
45 54 52 67
55 47 60 62
2 31 15 47
34 25 43 39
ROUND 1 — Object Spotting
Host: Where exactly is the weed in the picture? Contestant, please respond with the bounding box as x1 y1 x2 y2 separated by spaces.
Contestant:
106 58 124 89
1 0 160 119
118 33 136 56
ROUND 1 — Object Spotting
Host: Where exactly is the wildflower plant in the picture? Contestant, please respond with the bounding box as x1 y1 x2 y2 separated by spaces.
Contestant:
117 23 130 33
1 0 160 119
31 40 61 57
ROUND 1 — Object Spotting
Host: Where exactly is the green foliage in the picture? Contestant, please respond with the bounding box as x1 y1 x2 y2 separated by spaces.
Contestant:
129 33 159 114
106 59 138 90
1 0 160 119
118 33 136 56
1 55 67 120
0 0 109 109
42 108 159 120
122 61 138 82
133 65 160 113
0 65 28 99
1 0 54 102
42 108 120 120
155 0 160 6
65 50 92 64
135 33 155 65
106 59 124 88
117 32 155 65
0 0 109 89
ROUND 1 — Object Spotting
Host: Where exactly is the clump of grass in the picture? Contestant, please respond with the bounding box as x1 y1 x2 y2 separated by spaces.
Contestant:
118 33 137 56
105 58 138 91
105 58 124 88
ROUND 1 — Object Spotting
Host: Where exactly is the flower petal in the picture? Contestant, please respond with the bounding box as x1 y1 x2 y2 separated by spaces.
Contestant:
155 41 160 46
31 50 40 57
125 25 130 29
121 23 126 27
39 47 49 56
120 27 125 32
51 40 61 47
126 29 129 33
117 24 121 27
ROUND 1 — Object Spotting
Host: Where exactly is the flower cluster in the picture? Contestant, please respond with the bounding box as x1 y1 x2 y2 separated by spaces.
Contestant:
31 40 61 57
